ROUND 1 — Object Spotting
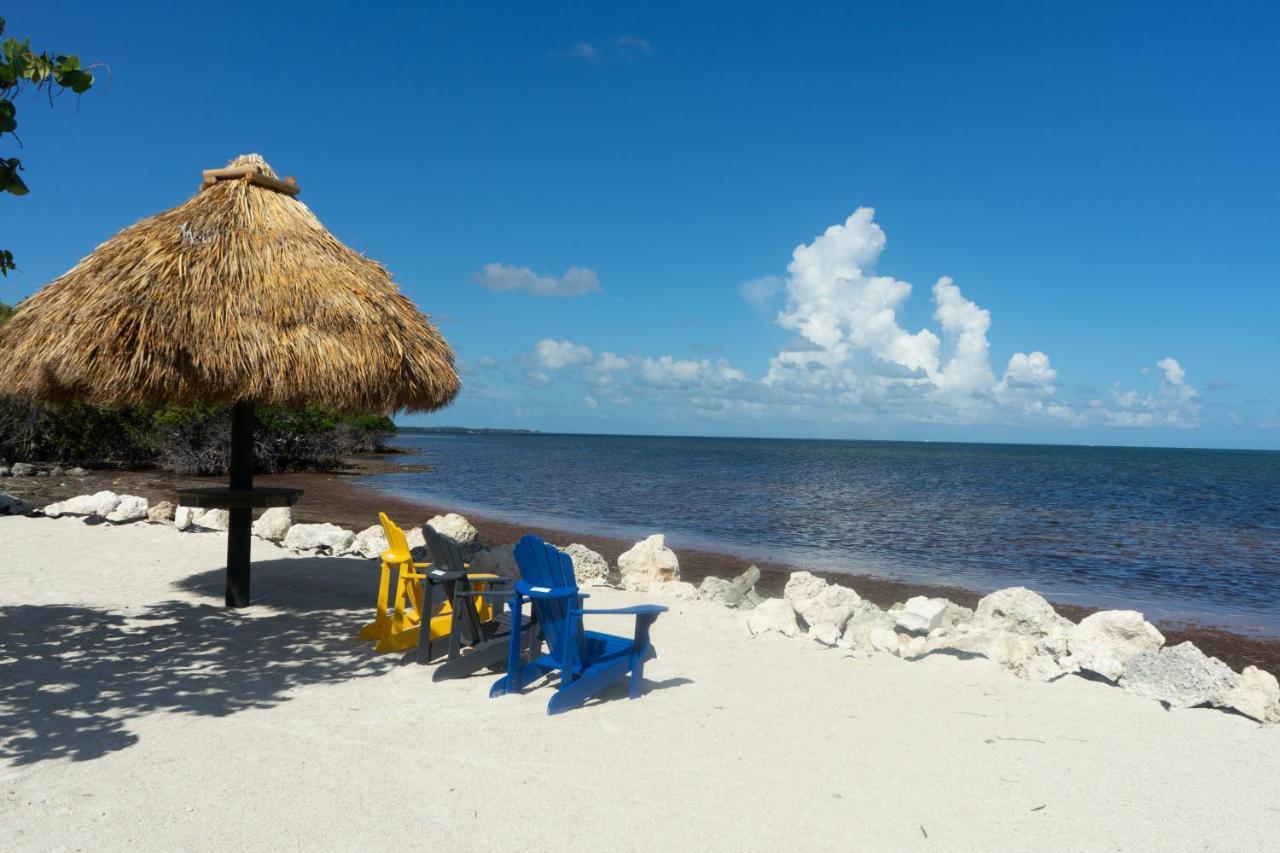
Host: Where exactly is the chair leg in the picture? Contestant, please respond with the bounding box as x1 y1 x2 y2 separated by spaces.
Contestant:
629 655 646 699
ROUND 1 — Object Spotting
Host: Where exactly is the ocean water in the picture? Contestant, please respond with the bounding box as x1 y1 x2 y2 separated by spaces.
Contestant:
367 433 1280 634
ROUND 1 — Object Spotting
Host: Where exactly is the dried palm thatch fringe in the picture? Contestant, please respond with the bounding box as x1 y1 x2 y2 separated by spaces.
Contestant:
0 154 459 414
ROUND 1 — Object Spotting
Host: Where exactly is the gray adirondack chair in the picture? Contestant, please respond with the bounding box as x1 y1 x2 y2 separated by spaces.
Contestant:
417 525 539 680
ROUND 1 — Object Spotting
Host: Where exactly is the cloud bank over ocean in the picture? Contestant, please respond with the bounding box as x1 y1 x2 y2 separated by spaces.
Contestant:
475 209 1200 431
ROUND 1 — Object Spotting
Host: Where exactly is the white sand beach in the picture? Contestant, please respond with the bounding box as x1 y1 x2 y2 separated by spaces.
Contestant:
3 515 1279 852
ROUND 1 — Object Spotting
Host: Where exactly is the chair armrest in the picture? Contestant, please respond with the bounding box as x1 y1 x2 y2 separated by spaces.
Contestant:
514 580 585 600
573 605 668 616
454 588 519 598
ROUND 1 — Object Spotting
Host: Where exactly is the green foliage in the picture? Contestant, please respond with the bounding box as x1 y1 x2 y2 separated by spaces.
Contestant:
0 396 397 474
0 17 96 275
0 300 15 325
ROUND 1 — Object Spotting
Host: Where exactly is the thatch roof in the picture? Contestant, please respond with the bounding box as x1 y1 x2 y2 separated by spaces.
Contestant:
0 154 459 413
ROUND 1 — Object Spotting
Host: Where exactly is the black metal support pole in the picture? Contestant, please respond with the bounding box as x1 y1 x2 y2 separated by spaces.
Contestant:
226 401 255 607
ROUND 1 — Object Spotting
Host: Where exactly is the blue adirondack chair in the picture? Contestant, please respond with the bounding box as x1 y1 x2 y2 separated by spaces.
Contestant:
489 535 668 714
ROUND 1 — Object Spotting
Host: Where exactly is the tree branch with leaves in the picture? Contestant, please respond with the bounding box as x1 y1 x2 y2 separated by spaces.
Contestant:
0 16 95 276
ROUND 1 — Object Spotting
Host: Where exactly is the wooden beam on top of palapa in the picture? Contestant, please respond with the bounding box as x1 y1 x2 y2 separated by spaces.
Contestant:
200 164 300 196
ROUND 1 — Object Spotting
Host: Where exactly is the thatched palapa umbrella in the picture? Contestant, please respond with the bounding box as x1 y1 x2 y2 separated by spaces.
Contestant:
0 154 459 606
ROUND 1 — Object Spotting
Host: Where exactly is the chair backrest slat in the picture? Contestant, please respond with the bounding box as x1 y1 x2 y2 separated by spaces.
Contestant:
423 525 466 572
378 512 411 562
424 524 485 641
515 535 586 669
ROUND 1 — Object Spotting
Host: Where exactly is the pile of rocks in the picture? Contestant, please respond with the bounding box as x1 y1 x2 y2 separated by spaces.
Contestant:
0 463 89 477
13 496 1277 726
723 570 1280 725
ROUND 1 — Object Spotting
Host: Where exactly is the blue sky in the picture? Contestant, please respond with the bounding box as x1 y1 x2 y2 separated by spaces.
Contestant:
6 2 1279 448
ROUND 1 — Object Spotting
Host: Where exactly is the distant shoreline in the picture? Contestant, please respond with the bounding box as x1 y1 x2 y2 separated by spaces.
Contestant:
391 426 1280 454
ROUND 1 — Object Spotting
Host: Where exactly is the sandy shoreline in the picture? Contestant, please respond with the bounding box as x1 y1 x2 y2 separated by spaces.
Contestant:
2 515 1278 852
6 460 1279 675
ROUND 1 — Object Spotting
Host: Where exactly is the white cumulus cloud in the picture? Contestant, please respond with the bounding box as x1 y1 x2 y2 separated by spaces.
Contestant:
535 338 594 369
474 263 602 298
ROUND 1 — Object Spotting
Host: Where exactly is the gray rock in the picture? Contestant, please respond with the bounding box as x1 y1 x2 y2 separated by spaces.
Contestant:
0 466 10 477
0 493 33 515
67 467 89 477
50 466 65 476
1121 642 1241 708
11 463 36 476
469 542 519 578
560 543 609 586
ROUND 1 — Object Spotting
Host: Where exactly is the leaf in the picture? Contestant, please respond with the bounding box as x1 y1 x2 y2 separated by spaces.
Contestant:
60 68 93 93
0 100 14 134
0 157 26 195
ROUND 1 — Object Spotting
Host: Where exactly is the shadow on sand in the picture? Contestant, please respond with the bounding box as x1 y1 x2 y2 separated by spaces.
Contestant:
1 553 693 766
0 555 391 766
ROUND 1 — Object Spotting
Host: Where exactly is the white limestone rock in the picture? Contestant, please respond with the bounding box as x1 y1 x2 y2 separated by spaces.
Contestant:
0 493 33 515
405 526 427 550
743 598 800 638
1068 610 1166 682
252 507 293 542
1215 666 1280 724
899 635 929 659
147 501 176 524
869 627 901 655
560 543 609 586
425 512 477 544
1121 642 1241 708
962 586 1078 680
283 522 355 554
783 571 862 634
698 576 735 605
975 586 1072 636
894 596 953 635
44 490 121 519
11 462 36 477
174 506 195 531
617 534 680 592
105 495 149 524
808 623 841 647
193 509 229 531
348 524 389 558
840 601 897 655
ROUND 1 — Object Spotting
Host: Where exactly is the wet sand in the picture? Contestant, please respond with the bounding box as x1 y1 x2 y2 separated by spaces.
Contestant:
6 459 1280 673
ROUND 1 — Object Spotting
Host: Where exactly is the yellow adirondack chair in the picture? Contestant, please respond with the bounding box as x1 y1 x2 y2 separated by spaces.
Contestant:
358 513 495 654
